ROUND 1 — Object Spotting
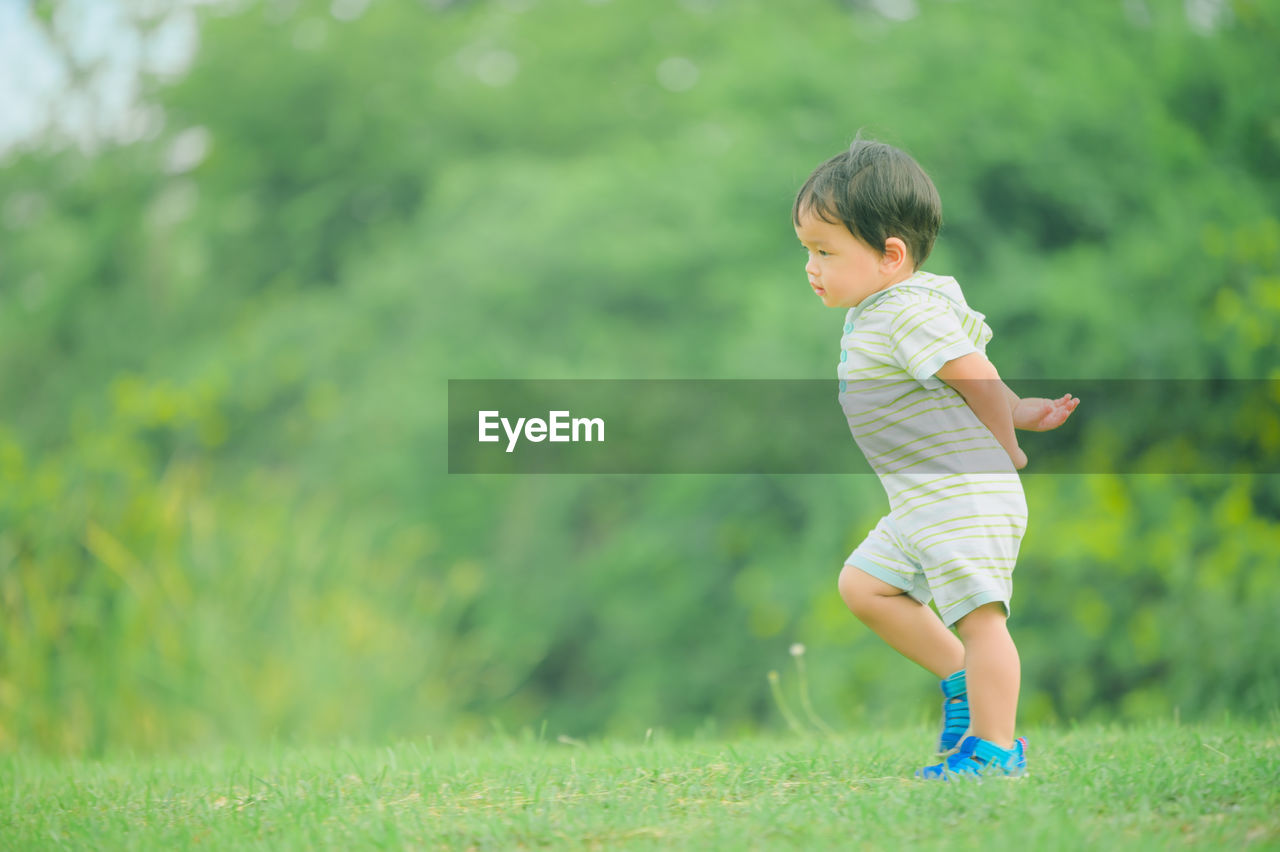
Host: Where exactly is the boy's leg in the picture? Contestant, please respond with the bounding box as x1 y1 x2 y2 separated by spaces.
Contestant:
838 564 965 680
953 602 1020 750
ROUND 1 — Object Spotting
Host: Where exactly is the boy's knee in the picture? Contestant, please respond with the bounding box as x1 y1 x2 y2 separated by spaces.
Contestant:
837 565 863 613
954 601 1009 639
838 564 899 618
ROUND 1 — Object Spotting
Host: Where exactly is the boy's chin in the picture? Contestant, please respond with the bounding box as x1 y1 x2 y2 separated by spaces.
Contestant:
815 288 854 309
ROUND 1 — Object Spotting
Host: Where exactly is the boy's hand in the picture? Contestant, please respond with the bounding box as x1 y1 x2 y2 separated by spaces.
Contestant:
1012 394 1079 432
1009 446 1028 470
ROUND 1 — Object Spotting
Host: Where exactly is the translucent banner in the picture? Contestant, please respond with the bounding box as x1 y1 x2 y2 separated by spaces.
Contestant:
447 379 1280 474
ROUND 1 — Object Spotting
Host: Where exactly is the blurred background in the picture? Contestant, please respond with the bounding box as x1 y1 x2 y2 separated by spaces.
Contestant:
1 0 1277 757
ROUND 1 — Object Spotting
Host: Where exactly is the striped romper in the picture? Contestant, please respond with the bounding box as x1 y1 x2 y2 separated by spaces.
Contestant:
839 271 1027 626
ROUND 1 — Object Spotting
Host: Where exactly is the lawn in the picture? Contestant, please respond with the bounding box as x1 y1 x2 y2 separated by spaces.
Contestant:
3 722 1277 850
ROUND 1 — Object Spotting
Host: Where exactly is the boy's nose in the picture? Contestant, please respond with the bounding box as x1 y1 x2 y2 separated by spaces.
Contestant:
804 256 819 276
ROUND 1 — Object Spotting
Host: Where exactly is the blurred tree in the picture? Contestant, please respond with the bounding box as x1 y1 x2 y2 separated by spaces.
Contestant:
0 0 1277 755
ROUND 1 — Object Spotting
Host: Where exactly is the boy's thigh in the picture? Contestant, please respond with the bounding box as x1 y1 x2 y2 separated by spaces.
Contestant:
914 532 1022 626
923 560 1014 627
845 516 933 605
838 562 911 599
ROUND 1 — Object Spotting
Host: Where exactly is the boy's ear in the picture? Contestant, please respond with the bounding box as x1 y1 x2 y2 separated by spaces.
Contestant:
881 237 910 272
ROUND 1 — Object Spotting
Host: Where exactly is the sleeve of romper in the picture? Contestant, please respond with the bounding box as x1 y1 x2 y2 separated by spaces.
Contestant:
881 296 984 390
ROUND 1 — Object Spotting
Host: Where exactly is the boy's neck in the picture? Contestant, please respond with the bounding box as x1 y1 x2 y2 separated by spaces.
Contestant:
872 267 920 297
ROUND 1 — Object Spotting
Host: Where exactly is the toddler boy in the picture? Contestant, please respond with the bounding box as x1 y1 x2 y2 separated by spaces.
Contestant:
793 139 1078 779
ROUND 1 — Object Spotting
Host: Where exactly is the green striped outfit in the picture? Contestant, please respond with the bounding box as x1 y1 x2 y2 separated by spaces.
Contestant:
839 271 1027 626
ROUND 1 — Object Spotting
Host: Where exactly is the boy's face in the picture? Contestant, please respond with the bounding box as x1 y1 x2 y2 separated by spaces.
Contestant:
794 211 902 309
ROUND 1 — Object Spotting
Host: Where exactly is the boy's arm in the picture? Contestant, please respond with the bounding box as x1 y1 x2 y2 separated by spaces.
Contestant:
938 354 1081 468
936 352 1026 469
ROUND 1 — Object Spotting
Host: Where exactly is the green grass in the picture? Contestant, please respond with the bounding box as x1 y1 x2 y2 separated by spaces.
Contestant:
3 722 1278 850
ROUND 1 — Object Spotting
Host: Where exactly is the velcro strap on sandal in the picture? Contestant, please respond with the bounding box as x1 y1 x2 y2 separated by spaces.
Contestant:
941 670 967 699
970 738 1015 765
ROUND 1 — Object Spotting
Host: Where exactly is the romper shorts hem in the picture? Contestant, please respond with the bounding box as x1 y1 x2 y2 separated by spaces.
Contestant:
845 556 1012 628
937 591 1010 628
846 554 918 596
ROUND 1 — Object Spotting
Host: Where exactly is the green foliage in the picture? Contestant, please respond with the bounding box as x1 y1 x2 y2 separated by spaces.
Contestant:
0 0 1278 755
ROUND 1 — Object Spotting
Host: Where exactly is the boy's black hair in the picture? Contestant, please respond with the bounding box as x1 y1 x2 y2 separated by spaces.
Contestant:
792 138 942 269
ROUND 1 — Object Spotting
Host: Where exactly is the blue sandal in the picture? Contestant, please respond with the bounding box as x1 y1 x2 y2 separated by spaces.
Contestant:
938 670 970 755
916 735 1028 780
